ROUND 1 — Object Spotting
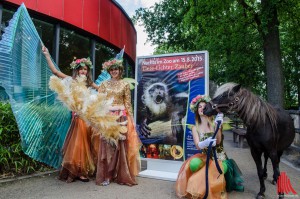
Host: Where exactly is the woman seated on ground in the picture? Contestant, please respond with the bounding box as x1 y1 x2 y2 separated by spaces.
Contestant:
175 95 244 199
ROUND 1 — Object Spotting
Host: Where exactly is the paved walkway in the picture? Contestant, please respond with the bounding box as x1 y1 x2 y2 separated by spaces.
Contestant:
1 131 299 199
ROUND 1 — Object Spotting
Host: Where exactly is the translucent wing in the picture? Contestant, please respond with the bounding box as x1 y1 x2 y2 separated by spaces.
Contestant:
95 70 111 86
123 78 138 90
115 46 125 60
0 4 71 168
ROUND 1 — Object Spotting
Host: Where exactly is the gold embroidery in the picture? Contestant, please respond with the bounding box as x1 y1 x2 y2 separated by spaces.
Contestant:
98 80 133 116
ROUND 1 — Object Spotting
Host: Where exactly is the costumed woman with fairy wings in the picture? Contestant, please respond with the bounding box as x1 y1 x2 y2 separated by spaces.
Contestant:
42 46 99 183
175 95 244 199
0 4 121 181
94 52 141 186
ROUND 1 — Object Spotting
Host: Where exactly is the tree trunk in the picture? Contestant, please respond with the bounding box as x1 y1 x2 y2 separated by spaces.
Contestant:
297 79 300 110
262 0 284 107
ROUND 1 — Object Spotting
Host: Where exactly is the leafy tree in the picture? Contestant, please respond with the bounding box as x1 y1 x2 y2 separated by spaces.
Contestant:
279 0 300 109
134 0 299 108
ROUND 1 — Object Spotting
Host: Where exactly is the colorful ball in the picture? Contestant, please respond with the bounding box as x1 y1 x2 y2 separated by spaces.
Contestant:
189 157 203 173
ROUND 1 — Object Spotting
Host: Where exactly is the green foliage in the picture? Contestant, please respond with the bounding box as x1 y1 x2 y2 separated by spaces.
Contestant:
279 0 300 109
134 0 300 108
0 102 51 177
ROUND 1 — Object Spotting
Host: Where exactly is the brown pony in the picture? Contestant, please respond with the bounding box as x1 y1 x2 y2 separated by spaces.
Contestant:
203 83 295 199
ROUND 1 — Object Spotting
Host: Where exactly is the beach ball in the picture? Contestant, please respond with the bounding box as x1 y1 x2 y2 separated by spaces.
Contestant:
189 157 203 173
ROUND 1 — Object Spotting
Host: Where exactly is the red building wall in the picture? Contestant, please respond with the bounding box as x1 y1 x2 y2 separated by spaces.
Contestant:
5 0 137 61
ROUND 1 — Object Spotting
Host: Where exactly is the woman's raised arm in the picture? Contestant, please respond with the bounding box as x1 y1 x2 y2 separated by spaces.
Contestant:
42 46 68 79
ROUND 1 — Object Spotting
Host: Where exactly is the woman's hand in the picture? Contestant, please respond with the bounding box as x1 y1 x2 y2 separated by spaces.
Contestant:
41 46 50 58
41 45 67 78
214 113 224 124
198 137 216 149
119 134 126 141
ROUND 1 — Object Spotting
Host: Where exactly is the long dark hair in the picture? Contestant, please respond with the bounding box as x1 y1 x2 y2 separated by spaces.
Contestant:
72 66 93 87
195 102 213 130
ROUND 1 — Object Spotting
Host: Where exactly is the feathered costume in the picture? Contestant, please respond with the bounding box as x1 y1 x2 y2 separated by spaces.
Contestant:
48 75 122 144
48 75 123 181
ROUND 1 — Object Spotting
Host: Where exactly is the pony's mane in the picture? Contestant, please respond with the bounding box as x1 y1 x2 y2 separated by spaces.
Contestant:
214 83 237 98
215 83 277 129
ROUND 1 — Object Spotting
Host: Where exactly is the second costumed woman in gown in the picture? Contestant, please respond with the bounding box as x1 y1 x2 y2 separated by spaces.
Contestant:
95 55 141 186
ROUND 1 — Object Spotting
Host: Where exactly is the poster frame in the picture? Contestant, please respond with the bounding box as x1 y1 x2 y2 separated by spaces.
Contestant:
134 51 209 181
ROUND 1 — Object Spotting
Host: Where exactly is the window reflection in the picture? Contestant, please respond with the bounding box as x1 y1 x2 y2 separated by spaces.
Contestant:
124 59 134 78
94 43 134 79
59 28 90 75
0 5 135 80
1 9 15 37
94 43 115 78
32 18 53 56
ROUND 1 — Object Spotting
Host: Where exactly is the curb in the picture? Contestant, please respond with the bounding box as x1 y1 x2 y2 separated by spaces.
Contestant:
0 170 58 184
0 161 147 185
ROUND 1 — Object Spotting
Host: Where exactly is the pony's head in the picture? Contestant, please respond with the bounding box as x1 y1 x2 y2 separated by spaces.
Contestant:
203 83 241 116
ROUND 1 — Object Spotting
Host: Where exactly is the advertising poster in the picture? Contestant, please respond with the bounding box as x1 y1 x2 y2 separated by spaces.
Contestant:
135 51 209 161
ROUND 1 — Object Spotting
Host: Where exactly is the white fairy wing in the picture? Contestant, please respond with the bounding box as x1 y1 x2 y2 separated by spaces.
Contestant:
0 4 71 168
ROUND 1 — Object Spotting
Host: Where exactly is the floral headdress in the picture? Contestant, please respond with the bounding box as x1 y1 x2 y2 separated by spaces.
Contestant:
102 46 125 71
70 57 93 70
190 95 211 113
102 59 123 71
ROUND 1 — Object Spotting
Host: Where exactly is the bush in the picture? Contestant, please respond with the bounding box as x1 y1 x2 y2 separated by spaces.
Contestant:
0 102 52 177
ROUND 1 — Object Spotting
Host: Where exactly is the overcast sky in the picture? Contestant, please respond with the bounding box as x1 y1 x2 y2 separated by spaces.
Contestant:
115 0 161 57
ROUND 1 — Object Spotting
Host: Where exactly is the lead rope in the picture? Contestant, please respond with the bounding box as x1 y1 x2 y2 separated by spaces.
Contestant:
203 120 223 199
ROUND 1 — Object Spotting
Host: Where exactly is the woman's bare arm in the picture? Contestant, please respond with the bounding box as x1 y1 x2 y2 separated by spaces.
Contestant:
192 126 201 150
215 125 222 145
91 82 99 90
42 46 68 79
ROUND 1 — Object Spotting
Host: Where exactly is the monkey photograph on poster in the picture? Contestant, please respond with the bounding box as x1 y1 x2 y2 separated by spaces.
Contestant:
136 71 188 146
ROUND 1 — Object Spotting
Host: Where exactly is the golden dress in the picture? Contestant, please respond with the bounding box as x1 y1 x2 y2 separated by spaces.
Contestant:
95 79 141 186
58 113 96 181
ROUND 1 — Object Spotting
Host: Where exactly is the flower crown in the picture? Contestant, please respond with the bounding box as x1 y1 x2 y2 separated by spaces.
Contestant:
70 57 93 70
190 95 211 113
102 59 123 71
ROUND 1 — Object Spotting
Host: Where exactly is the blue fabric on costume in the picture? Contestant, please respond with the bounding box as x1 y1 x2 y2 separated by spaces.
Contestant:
0 4 71 168
95 70 111 86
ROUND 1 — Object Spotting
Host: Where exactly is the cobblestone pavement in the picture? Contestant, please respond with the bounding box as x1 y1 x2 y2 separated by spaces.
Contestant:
1 131 299 199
